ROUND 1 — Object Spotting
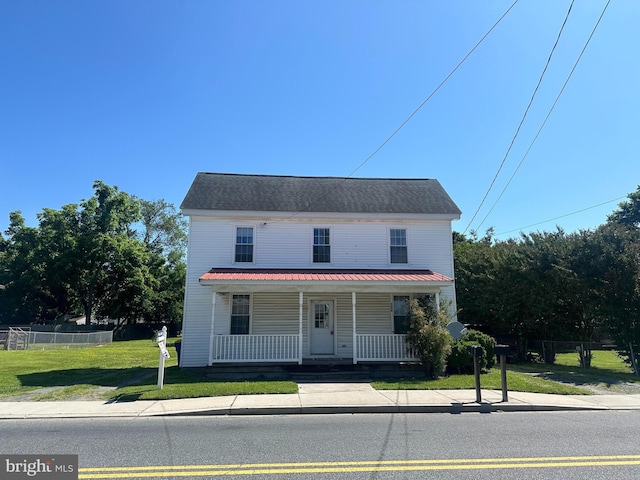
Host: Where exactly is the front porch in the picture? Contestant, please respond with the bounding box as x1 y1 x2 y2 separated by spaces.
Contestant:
211 332 417 364
199 268 454 366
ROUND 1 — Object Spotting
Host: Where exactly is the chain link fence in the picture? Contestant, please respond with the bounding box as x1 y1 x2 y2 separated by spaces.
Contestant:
26 330 113 350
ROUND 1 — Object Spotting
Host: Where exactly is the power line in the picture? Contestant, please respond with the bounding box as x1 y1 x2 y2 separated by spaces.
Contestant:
462 0 575 235
493 195 626 237
473 0 612 233
282 0 521 221
344 0 520 179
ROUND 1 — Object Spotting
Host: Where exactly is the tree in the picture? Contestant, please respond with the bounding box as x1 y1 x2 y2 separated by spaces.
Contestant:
406 297 453 378
36 181 144 325
0 181 186 330
608 185 640 228
453 230 499 330
0 212 53 323
138 199 187 259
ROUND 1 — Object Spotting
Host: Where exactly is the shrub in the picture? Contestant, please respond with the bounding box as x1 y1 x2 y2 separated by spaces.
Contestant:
447 340 476 374
461 329 497 369
406 297 453 378
447 330 497 374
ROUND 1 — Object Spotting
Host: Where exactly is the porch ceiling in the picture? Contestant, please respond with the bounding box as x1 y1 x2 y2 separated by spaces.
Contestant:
199 268 453 293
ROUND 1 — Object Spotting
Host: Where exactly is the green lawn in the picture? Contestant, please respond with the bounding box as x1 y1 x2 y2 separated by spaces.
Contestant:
1 340 637 401
507 349 640 394
0 339 297 401
372 369 589 394
374 350 640 395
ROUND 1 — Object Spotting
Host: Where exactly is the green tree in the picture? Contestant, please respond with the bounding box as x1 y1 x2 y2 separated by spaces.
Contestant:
608 185 640 228
0 212 53 323
37 181 143 325
0 182 186 330
406 297 453 378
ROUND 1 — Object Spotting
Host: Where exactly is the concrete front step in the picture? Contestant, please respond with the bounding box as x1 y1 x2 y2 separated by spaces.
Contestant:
203 362 426 381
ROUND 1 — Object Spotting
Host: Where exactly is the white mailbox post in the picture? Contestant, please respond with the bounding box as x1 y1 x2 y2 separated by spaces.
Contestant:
156 326 170 390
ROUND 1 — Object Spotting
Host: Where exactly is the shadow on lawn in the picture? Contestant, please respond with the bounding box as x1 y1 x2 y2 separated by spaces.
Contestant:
17 366 212 390
17 367 156 389
512 363 640 392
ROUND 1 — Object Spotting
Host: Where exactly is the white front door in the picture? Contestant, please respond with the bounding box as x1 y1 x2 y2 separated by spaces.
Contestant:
310 300 334 355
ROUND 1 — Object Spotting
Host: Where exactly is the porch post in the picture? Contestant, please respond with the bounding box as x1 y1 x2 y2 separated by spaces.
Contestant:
352 292 357 365
435 292 441 312
209 290 217 366
298 292 304 365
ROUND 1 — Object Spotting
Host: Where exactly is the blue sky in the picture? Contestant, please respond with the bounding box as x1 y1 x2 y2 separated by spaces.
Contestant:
1 0 638 239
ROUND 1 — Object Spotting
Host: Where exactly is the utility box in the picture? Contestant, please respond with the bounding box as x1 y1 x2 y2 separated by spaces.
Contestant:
470 345 484 358
495 345 510 357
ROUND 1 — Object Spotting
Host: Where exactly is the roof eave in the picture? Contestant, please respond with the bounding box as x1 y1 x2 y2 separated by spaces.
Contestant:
182 208 461 221
198 278 453 293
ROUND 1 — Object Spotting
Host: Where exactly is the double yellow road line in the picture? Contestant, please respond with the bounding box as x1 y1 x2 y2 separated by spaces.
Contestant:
79 455 640 478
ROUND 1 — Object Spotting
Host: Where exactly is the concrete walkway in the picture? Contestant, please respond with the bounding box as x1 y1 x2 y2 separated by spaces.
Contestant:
3 383 640 419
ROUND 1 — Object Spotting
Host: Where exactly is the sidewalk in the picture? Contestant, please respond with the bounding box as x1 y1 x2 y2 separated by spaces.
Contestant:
3 383 640 419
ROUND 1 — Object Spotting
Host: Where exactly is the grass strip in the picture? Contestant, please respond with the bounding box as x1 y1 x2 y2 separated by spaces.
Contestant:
372 369 590 395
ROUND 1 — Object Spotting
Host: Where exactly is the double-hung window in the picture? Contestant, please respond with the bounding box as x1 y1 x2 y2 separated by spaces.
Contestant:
235 227 254 263
230 294 251 334
393 295 411 334
390 228 408 264
313 228 331 263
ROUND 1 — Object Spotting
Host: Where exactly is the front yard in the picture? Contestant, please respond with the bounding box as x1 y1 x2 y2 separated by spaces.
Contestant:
1 340 638 401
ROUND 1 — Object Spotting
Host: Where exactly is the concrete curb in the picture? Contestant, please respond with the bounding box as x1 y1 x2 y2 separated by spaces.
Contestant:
152 403 613 417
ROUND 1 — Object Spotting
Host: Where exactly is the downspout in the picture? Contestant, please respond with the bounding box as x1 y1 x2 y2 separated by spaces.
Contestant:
209 290 217 366
298 292 303 365
352 292 357 365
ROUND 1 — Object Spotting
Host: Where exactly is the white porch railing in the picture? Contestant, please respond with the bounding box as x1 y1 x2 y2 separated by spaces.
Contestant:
355 334 417 362
212 335 300 363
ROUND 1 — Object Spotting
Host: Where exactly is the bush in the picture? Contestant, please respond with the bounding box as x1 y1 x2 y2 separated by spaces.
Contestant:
462 329 497 369
447 340 476 374
447 330 497 374
406 297 453 378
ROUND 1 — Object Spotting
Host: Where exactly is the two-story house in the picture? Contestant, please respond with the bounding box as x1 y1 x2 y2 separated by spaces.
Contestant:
179 172 461 367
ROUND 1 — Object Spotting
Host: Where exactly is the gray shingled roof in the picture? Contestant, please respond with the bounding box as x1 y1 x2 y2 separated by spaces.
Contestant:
181 173 461 216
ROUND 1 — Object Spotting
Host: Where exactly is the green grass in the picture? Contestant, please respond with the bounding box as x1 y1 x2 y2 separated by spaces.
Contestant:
372 369 589 395
374 350 640 395
508 349 640 394
0 339 298 401
554 350 634 373
2 340 638 400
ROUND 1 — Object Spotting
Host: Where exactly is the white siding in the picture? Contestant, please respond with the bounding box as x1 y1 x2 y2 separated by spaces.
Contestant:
183 215 454 270
252 293 305 335
351 294 393 335
181 213 458 366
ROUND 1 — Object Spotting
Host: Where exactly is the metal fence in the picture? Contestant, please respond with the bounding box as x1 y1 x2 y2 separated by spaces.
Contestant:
26 330 113 350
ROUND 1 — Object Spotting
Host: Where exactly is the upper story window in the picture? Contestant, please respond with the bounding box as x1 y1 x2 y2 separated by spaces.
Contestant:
390 228 408 264
313 228 331 263
230 294 251 334
235 227 254 263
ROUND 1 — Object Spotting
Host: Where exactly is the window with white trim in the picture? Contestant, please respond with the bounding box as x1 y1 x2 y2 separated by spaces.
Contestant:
390 228 408 264
393 295 411 334
313 228 331 263
230 294 251 334
235 227 254 263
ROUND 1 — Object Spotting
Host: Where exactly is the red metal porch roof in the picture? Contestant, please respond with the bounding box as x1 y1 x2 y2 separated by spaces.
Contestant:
199 268 452 283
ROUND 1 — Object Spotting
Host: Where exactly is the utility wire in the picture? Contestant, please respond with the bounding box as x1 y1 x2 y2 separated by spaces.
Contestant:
282 0 520 221
462 0 575 235
344 0 520 179
474 0 612 233
493 195 626 237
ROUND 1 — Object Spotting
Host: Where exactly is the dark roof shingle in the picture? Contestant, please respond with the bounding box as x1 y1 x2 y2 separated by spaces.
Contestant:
181 172 461 216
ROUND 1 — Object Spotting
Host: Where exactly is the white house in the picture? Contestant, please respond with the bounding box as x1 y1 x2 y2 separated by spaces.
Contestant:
179 173 461 367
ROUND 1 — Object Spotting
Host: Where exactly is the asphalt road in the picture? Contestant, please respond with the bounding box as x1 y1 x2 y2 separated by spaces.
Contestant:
2 411 640 479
